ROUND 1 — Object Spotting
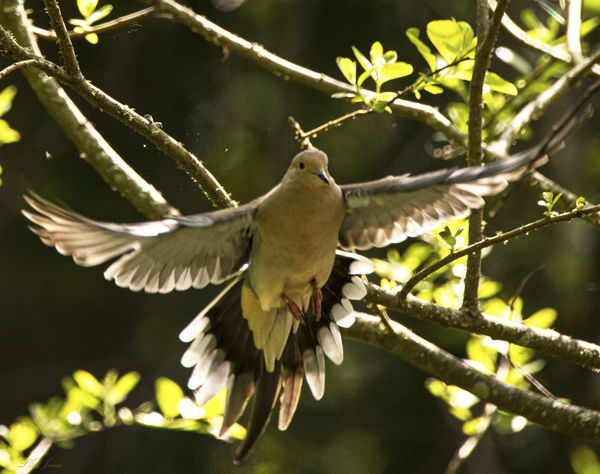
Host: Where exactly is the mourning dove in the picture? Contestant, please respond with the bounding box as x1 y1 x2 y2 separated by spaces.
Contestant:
23 148 544 462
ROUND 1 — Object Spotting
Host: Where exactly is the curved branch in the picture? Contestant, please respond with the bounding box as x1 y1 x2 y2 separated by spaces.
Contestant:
366 285 600 371
345 314 600 442
0 1 175 219
0 11 234 210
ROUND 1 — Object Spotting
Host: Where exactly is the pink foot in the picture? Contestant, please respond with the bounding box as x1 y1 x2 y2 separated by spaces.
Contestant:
281 293 305 323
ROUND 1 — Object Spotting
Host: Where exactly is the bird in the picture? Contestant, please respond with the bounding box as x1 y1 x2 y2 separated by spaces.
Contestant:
22 148 545 463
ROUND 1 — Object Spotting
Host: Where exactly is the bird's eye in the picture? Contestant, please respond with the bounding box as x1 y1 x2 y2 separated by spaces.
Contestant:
299 161 305 169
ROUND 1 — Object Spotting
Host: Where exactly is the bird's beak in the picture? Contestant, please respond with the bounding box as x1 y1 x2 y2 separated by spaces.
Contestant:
316 170 329 184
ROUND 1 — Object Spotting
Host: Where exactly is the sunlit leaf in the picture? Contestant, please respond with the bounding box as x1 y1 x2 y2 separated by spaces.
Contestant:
383 50 398 64
73 370 103 398
406 27 436 72
155 377 184 418
0 120 21 145
77 0 98 18
479 280 501 299
370 41 384 67
85 33 99 44
336 57 357 84
524 308 557 329
9 421 37 451
463 416 489 436
571 446 600 474
427 19 475 65
466 337 497 373
0 86 17 117
485 72 518 95
379 62 413 83
87 4 113 25
106 372 140 405
352 46 373 72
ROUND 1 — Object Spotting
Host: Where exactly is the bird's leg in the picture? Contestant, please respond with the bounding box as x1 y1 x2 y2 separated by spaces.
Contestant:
281 293 305 323
311 284 322 321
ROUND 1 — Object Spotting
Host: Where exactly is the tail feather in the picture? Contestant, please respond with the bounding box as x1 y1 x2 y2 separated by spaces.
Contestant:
179 250 373 462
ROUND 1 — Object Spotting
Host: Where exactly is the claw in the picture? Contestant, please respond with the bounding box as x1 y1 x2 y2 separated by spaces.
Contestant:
281 293 305 323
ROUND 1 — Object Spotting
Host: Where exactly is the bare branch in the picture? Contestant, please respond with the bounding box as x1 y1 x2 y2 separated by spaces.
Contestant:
0 3 176 219
42 0 82 78
0 58 37 80
365 286 600 371
492 48 600 155
567 0 583 64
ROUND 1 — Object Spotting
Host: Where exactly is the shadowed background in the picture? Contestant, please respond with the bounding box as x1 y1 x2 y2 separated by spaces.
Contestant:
2 0 600 472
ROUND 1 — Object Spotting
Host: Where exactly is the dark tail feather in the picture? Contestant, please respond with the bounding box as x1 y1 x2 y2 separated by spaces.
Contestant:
233 363 282 464
179 251 373 463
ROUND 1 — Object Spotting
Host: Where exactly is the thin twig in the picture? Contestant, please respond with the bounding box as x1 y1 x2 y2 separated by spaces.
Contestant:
492 48 600 155
488 0 600 76
42 0 82 78
397 204 600 300
31 7 157 40
0 23 234 210
18 437 53 474
0 59 37 80
567 0 583 63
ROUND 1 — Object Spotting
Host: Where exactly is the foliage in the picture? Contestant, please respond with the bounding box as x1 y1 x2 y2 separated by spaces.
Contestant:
69 0 113 44
0 370 244 473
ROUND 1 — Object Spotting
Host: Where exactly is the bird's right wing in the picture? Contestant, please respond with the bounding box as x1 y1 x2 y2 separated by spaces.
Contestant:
23 193 258 293
339 151 546 250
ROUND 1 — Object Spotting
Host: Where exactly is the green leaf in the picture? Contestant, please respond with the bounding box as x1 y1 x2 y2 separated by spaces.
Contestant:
406 27 436 72
424 84 444 94
77 0 98 18
0 119 21 145
73 370 103 398
377 92 398 102
155 377 184 418
479 280 501 299
427 19 475 65
85 33 99 44
485 72 518 95
370 41 384 67
87 4 113 25
463 416 489 436
379 62 413 83
0 86 17 117
352 46 373 72
106 372 140 405
383 50 398 64
68 19 90 29
466 337 497 373
357 68 375 88
336 57 357 84
9 421 37 451
571 446 600 474
524 308 557 329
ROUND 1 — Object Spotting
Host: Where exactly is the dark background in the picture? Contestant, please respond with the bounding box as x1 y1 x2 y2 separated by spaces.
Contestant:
2 0 600 472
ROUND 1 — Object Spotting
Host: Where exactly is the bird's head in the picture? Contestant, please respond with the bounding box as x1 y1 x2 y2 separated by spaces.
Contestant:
285 149 332 186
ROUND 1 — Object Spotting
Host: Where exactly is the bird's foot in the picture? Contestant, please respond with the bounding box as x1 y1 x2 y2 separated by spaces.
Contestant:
311 286 322 321
281 293 305 323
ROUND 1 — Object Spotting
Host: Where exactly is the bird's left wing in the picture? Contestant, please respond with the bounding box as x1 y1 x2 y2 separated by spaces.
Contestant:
339 151 545 250
23 193 258 293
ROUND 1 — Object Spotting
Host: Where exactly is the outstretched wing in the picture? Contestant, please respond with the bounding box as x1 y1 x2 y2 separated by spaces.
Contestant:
23 193 257 293
339 151 545 250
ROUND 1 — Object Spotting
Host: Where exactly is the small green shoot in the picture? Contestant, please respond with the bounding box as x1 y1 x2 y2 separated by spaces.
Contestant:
537 191 562 217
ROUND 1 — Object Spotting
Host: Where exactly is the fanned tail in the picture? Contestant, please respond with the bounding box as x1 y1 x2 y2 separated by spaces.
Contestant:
179 250 374 463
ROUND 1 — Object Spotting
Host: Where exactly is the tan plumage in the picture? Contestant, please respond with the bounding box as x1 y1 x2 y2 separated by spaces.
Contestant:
22 148 544 462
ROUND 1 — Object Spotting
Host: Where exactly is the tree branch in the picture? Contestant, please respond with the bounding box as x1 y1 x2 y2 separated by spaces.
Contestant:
31 7 157 40
41 0 82 78
398 204 600 299
0 8 234 210
345 313 600 441
365 286 600 371
567 0 583 64
0 1 176 219
492 48 600 155
463 0 509 311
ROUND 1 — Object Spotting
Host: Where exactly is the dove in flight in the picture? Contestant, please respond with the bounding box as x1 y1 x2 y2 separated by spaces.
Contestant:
23 148 543 462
